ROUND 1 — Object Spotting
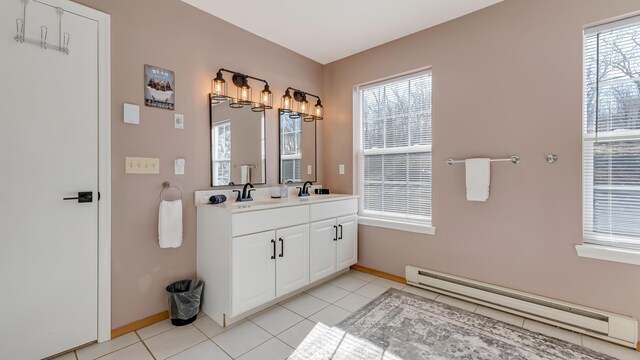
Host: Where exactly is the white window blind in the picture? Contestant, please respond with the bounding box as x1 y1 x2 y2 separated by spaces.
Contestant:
212 121 231 186
584 17 640 249
358 70 432 223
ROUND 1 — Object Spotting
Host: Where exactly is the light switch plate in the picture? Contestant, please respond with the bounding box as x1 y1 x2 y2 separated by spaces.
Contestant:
339 164 345 175
175 158 185 175
124 103 140 124
307 165 313 175
125 157 160 174
174 113 184 129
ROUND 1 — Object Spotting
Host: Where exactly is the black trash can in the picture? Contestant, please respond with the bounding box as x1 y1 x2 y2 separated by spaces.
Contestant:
166 279 204 326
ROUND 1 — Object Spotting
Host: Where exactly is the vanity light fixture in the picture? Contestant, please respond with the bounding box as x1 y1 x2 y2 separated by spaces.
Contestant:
281 88 293 113
211 70 227 102
210 68 273 111
281 87 324 121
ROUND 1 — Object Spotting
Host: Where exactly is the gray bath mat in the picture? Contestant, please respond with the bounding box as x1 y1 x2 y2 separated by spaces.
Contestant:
289 288 616 360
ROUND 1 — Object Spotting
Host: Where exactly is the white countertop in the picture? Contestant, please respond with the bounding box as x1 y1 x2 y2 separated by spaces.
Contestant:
195 188 358 213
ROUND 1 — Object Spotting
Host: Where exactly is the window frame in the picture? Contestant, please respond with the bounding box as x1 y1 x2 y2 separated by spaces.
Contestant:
212 120 231 186
354 68 435 235
578 15 640 265
280 113 303 183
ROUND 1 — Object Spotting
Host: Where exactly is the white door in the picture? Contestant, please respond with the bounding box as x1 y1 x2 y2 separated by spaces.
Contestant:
336 215 358 271
232 231 276 316
0 1 100 359
275 224 309 297
309 219 337 282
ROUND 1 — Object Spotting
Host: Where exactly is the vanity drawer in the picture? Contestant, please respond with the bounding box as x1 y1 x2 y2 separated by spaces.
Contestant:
232 205 309 237
310 199 358 222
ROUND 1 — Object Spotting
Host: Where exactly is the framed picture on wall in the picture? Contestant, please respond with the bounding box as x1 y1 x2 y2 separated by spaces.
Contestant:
144 65 175 110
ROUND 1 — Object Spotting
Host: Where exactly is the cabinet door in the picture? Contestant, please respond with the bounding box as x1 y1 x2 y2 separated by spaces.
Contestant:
275 224 310 297
309 219 337 283
336 214 358 271
232 230 276 316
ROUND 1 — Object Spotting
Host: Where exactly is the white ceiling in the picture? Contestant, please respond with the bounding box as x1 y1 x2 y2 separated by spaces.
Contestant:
182 0 503 64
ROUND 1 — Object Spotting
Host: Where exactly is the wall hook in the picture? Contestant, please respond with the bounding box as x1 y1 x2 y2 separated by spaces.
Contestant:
40 26 48 49
15 19 25 42
546 154 558 164
62 32 70 54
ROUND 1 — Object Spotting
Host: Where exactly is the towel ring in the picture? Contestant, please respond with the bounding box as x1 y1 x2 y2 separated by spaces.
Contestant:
160 181 182 201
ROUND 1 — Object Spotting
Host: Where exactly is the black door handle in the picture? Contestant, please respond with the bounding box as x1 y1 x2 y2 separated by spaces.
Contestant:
339 224 343 240
333 225 337 241
63 191 93 203
279 238 284 257
270 239 276 260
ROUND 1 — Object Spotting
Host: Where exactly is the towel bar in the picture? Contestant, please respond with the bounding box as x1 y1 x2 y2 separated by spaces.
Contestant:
447 155 519 166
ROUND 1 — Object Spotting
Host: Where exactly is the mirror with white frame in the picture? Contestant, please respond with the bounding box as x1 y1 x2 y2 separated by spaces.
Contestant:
279 110 317 184
210 98 266 186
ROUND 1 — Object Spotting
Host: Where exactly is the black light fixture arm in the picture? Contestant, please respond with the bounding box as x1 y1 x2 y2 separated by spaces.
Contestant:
218 68 269 87
286 87 320 101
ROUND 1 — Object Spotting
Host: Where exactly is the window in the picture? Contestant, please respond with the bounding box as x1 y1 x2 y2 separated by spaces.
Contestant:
583 17 640 250
280 112 302 183
212 121 231 186
357 70 433 232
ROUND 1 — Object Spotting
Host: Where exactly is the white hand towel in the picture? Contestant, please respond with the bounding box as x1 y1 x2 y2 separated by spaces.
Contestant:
240 165 251 183
159 199 183 248
465 158 491 202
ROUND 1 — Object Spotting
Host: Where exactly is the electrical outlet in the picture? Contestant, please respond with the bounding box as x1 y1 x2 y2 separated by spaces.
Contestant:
339 164 345 175
307 165 313 175
125 157 160 174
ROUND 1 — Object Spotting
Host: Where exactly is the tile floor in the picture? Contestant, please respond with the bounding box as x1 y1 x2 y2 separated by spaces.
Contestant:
53 270 640 360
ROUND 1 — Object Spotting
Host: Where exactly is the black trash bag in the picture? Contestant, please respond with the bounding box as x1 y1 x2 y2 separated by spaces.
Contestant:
166 279 204 326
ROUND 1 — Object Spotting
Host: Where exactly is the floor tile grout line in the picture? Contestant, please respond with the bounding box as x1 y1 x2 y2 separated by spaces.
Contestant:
162 338 209 360
92 342 151 360
137 321 175 342
80 332 140 360
191 321 211 339
133 329 159 360
304 287 352 304
136 329 158 360
139 340 158 360
279 299 331 318
220 331 274 360
251 311 311 339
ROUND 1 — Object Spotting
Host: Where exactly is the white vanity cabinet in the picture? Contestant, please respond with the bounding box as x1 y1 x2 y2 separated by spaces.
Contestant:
231 230 276 314
231 223 309 316
309 199 359 282
196 192 358 326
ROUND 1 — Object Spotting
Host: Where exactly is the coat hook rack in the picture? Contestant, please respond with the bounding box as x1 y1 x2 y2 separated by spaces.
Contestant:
13 0 71 54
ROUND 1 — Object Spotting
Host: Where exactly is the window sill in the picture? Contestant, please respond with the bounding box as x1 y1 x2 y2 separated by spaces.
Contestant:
575 244 640 266
358 216 436 235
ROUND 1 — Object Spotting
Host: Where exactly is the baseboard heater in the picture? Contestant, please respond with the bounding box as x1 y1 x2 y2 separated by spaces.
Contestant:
405 265 638 348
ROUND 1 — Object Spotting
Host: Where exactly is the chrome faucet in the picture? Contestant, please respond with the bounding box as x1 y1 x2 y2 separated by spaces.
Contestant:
233 183 255 202
297 181 313 197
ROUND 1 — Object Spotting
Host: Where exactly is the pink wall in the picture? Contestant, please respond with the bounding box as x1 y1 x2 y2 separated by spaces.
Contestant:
322 0 640 323
74 0 322 328
71 0 640 330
